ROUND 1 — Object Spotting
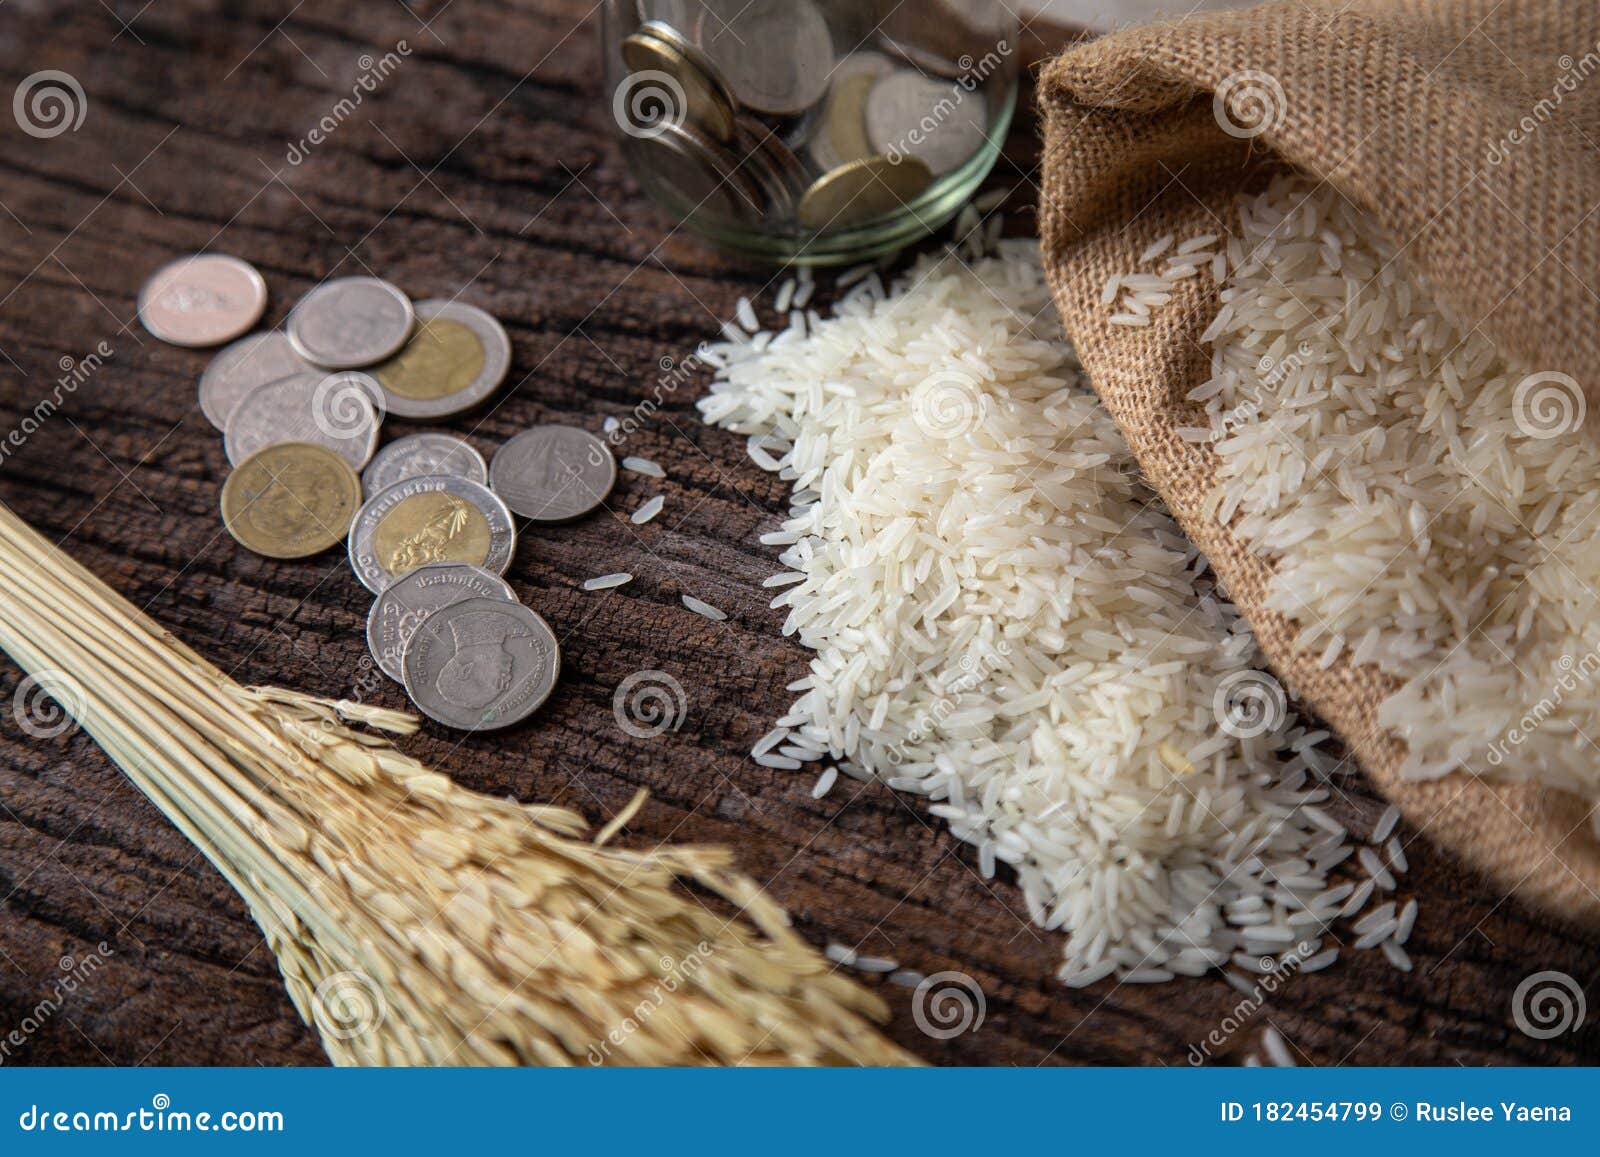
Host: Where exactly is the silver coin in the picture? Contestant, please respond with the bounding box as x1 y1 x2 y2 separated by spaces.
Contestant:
401 597 560 731
362 433 488 497
198 331 316 431
701 0 834 116
138 254 268 348
224 371 381 470
348 474 516 594
489 426 617 523
368 299 512 420
366 562 517 683
865 70 990 176
286 276 415 368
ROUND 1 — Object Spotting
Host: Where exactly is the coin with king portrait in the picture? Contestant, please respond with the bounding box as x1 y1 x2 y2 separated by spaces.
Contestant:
401 597 561 730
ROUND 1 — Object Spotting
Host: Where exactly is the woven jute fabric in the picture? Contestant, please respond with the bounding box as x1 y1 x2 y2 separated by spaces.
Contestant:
1037 0 1600 926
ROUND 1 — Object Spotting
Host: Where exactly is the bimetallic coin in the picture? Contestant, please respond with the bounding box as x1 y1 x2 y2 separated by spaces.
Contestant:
622 118 766 224
349 475 516 594
489 426 617 523
138 254 268 348
362 433 488 497
402 597 560 731
366 562 517 683
368 299 511 420
809 53 898 173
224 371 381 470
286 276 415 368
622 23 737 143
198 331 316 431
865 71 991 177
220 442 361 559
798 155 934 229
701 0 833 117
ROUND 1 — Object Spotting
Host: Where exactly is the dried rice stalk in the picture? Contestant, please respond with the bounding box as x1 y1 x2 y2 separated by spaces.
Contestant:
0 500 913 1066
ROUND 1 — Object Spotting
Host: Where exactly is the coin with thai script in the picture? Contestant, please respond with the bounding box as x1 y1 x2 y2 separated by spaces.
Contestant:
362 432 488 497
809 52 898 173
865 71 990 176
224 371 382 470
367 300 511 420
701 0 833 116
286 276 415 368
199 331 317 431
138 254 268 348
366 562 517 683
348 474 516 593
220 442 361 559
489 426 617 523
798 154 933 229
402 597 560 731
622 21 737 143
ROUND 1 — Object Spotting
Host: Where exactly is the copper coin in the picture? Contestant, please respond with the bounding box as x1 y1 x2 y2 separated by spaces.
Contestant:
138 254 268 348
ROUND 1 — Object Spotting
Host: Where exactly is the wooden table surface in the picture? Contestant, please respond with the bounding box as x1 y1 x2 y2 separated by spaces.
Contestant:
0 0 1593 1067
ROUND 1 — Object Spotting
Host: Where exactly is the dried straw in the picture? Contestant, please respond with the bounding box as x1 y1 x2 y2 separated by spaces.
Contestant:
0 500 914 1066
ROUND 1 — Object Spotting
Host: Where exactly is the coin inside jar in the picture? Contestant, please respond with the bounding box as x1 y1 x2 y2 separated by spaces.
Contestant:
367 300 510 420
366 562 517 683
401 597 561 731
348 475 516 593
798 154 934 229
286 276 415 369
489 426 618 522
809 52 898 173
621 118 766 223
224 370 381 470
621 21 737 143
199 331 316 431
865 70 991 177
220 442 362 559
138 254 268 348
700 0 834 117
362 432 488 497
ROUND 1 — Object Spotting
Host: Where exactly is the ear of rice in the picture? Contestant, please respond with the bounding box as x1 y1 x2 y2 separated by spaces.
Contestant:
0 500 912 1066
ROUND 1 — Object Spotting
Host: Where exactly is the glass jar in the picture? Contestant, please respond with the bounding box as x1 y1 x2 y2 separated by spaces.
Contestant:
601 0 1019 265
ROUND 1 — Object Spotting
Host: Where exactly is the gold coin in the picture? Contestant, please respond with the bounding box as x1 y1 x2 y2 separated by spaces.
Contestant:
221 443 361 559
372 317 486 402
370 490 493 579
812 73 882 172
621 25 737 143
798 155 935 230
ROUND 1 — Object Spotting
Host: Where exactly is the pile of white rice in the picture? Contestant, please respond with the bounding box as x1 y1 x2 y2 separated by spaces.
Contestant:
697 235 1412 985
1113 174 1600 807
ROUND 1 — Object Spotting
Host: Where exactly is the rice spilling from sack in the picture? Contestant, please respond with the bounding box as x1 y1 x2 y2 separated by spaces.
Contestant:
697 242 1402 984
1130 174 1600 805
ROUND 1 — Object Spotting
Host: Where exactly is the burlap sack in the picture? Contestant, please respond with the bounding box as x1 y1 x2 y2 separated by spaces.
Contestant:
1037 0 1600 926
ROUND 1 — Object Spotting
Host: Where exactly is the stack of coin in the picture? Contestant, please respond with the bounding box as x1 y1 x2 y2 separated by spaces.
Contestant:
140 254 609 731
616 0 996 232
